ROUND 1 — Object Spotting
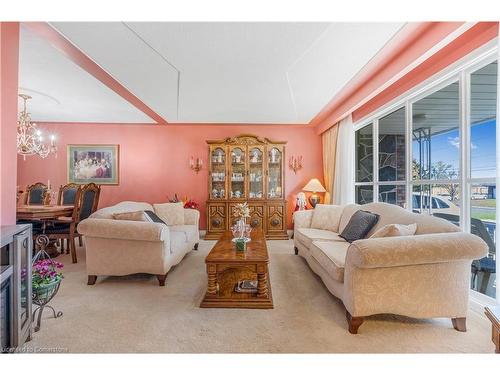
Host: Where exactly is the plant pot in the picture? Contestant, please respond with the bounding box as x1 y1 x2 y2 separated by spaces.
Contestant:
33 278 62 305
235 238 247 252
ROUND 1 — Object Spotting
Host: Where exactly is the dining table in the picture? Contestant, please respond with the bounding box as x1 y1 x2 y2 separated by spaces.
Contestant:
16 204 74 257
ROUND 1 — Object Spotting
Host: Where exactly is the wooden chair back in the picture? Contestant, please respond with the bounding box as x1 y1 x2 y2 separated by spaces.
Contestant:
57 183 80 205
25 182 49 205
72 183 101 224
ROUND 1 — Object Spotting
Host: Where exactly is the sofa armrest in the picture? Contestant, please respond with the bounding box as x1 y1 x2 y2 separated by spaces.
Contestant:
184 209 200 226
78 218 169 242
293 210 313 229
347 232 488 269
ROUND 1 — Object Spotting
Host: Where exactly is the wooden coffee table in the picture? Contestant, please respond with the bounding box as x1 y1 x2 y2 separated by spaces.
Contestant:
200 230 273 309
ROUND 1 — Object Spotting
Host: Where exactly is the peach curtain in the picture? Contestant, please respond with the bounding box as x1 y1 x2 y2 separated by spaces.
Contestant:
322 124 339 204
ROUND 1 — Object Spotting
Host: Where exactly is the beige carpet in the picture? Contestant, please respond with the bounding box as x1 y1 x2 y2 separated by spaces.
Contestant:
25 239 494 353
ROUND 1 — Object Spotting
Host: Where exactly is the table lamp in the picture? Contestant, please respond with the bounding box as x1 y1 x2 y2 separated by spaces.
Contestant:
302 178 326 208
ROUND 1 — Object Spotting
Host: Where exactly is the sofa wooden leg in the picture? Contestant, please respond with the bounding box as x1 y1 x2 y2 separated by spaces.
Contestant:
346 310 364 334
87 275 97 285
156 273 167 286
294 246 298 255
452 317 466 332
194 243 199 251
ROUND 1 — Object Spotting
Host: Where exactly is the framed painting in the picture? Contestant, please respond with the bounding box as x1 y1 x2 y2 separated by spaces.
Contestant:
67 144 119 185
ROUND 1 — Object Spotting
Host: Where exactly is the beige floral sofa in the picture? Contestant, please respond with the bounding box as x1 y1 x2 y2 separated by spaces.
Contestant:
293 202 488 334
78 201 199 286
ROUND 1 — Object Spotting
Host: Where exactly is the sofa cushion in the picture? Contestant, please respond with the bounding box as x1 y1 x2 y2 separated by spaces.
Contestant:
310 204 343 232
144 210 167 224
170 225 198 243
310 241 350 282
153 202 184 226
339 203 361 233
370 223 417 238
112 211 148 222
339 210 379 243
90 201 154 219
295 227 345 248
361 202 460 236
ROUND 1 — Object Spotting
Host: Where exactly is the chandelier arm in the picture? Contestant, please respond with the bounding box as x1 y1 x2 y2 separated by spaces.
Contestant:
17 94 57 158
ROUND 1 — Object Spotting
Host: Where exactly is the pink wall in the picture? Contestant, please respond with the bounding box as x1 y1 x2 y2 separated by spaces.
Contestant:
17 123 323 229
0 22 20 226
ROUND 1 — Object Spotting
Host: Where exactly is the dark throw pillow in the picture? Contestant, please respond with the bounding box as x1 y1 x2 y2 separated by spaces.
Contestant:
339 210 380 243
144 210 167 225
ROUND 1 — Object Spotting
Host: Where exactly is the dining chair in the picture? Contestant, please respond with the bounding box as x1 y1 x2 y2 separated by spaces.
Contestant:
56 183 81 251
25 182 49 205
45 183 101 263
57 183 80 205
18 182 50 234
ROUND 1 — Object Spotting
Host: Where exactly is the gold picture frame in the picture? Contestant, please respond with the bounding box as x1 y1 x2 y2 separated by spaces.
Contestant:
67 144 119 185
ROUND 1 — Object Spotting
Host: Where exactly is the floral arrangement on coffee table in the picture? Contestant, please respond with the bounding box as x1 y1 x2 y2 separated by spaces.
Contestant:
232 202 251 249
234 202 250 221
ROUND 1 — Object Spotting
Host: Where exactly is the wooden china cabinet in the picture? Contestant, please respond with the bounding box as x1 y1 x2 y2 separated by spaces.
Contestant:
206 134 288 240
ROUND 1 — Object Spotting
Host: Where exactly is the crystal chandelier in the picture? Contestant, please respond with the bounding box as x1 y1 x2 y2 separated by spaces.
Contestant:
17 94 57 160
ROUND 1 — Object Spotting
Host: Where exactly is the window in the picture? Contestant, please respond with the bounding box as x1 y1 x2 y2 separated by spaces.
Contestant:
469 61 497 298
353 54 498 301
355 185 373 204
379 107 406 182
355 123 373 183
412 82 461 222
354 108 406 207
412 82 460 182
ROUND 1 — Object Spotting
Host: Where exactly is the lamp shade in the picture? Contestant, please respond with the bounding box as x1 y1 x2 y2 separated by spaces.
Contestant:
302 178 326 193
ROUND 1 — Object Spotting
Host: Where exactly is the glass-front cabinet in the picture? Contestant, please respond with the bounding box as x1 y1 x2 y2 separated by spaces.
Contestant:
206 135 288 240
229 146 246 199
209 146 226 199
267 146 283 199
248 146 264 199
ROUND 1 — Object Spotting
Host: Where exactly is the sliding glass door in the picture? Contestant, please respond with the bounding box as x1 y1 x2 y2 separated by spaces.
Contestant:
468 61 497 298
353 54 498 302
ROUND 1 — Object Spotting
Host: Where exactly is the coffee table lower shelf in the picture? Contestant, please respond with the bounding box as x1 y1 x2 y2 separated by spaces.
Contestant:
200 283 273 309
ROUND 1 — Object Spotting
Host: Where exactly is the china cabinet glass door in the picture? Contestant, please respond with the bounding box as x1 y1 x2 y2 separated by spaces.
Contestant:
248 146 264 199
210 147 226 199
229 146 246 199
267 146 283 198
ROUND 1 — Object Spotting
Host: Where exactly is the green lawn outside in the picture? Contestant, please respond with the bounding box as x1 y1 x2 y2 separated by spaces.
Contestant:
472 213 496 221
470 199 496 208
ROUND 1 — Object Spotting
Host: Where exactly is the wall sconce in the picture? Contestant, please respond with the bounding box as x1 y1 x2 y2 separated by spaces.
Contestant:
289 155 303 174
190 156 203 174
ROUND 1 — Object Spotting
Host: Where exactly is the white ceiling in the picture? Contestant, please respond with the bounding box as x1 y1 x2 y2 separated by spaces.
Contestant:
20 22 405 124
18 25 155 123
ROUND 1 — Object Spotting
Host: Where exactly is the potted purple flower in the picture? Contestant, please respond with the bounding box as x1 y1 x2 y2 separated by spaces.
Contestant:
33 258 63 291
31 235 64 332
